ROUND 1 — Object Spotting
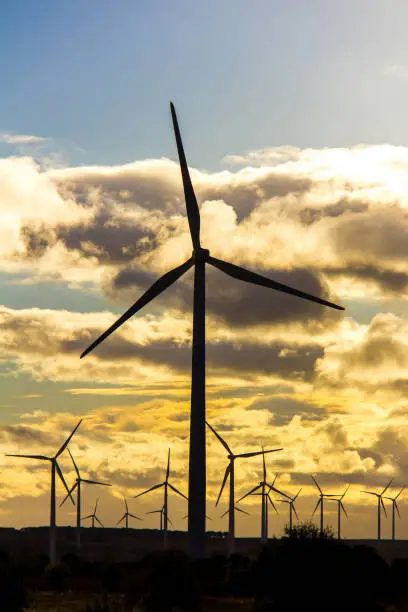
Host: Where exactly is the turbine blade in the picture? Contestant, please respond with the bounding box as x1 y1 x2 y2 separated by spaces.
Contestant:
208 256 344 311
82 514 92 520
362 491 378 497
95 516 104 527
82 479 111 487
56 419 83 458
262 449 266 482
55 462 75 504
340 501 348 519
166 448 171 482
381 479 393 495
134 482 164 498
170 102 200 249
395 502 401 518
124 498 128 512
237 484 261 502
341 484 350 499
216 464 231 507
293 505 300 521
267 494 278 513
60 481 78 507
95 499 99 513
312 476 323 495
235 448 283 459
381 497 387 518
205 421 232 454
80 257 194 358
116 515 125 525
312 498 321 517
168 483 188 500
5 454 50 461
220 508 229 519
128 513 142 520
293 488 302 501
396 487 404 500
67 448 80 478
235 506 250 516
268 484 291 500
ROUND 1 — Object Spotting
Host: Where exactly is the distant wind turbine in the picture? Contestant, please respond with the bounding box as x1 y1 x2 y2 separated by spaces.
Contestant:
277 488 301 532
6 419 82 565
117 497 142 529
238 454 289 542
327 484 349 540
146 505 171 531
60 448 111 550
79 103 345 558
134 449 187 548
383 487 404 541
311 476 339 536
82 498 104 528
362 479 393 541
206 420 282 555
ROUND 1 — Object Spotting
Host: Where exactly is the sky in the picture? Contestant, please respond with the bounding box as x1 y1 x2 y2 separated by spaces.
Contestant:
1 0 408 540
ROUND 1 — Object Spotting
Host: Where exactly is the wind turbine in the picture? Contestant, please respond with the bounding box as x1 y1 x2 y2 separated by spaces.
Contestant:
238 454 289 542
6 419 82 565
362 479 393 541
311 476 339 536
60 448 111 550
117 497 142 529
327 484 349 540
82 498 104 528
206 420 282 555
383 487 404 541
134 449 187 548
79 102 345 559
277 488 301 532
146 505 171 531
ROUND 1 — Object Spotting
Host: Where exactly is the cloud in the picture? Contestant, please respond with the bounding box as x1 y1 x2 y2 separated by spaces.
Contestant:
384 63 408 79
0 133 48 144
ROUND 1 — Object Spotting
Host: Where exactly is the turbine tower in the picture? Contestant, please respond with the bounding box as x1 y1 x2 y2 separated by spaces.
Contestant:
311 476 338 536
362 479 393 541
238 454 289 542
277 488 301 532
60 448 111 550
383 487 404 541
79 103 345 559
206 420 282 555
6 419 82 565
134 449 187 549
82 498 104 528
328 484 349 540
117 498 142 529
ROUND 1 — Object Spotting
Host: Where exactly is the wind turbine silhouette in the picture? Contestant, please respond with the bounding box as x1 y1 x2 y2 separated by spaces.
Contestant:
117 498 142 528
206 420 282 555
79 102 345 558
311 476 338 536
60 448 111 550
238 454 289 542
82 498 104 528
383 487 404 541
277 488 301 531
362 479 393 541
6 419 82 565
328 484 349 540
146 505 170 531
134 449 187 549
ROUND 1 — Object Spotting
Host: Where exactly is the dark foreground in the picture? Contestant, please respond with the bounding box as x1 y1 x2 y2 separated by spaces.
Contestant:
1 536 408 611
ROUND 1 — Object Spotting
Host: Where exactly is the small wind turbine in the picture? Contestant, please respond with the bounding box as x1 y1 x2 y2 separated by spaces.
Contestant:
238 454 289 542
60 448 111 550
362 479 393 541
146 505 171 531
277 488 301 532
134 449 187 548
6 419 82 565
383 487 404 541
82 498 104 528
311 476 338 536
327 484 349 540
117 498 142 528
206 420 282 555
79 102 345 559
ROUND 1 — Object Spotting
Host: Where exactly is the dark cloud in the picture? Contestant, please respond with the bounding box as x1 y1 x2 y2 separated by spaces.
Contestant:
250 396 324 426
0 425 53 448
326 264 408 294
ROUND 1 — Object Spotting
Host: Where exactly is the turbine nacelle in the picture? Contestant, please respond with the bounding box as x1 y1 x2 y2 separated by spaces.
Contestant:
192 248 210 263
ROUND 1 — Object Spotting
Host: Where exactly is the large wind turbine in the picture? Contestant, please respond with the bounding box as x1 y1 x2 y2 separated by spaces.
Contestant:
82 498 104 528
206 420 282 555
79 103 345 558
311 476 338 536
383 487 404 541
134 449 187 549
117 498 142 529
6 419 82 565
238 454 289 542
362 479 393 541
277 488 301 532
60 448 111 550
328 484 349 540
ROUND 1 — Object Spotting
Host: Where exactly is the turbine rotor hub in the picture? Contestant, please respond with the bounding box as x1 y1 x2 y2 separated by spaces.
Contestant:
193 248 210 263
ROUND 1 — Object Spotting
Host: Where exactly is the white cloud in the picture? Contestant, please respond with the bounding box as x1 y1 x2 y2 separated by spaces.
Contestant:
0 133 49 145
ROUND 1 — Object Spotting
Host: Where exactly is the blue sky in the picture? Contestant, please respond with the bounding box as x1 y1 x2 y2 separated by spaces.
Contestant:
2 0 408 169
3 1 408 538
